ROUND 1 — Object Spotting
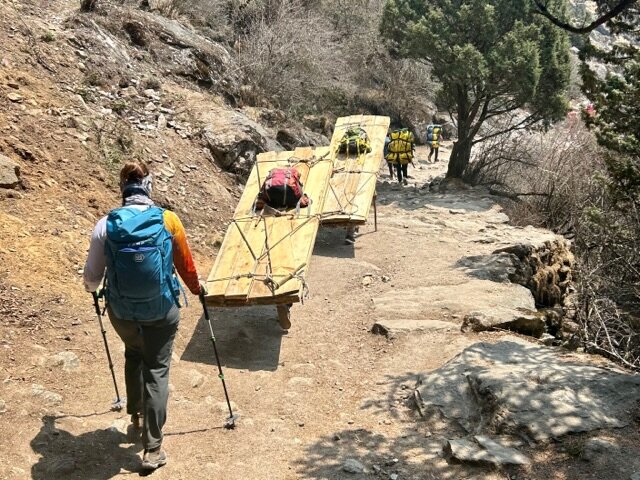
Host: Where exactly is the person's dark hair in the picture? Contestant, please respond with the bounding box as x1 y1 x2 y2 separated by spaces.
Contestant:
119 162 149 187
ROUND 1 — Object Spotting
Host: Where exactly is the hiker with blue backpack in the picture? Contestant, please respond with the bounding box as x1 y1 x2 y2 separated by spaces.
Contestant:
83 162 204 471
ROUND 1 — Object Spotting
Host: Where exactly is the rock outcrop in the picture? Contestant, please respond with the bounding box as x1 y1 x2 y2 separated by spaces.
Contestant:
275 127 329 151
416 340 640 443
0 155 21 189
200 107 282 176
458 238 574 337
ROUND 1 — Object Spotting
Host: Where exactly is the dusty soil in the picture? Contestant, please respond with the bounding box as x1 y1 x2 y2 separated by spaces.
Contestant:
1 1 639 479
3 144 639 480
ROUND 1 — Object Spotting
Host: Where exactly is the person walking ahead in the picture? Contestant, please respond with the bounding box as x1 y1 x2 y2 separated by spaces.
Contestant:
426 123 444 163
385 128 415 185
383 133 393 179
83 162 204 471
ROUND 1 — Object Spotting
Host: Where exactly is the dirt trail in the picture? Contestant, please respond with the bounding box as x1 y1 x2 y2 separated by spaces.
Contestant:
4 138 634 480
1 143 506 480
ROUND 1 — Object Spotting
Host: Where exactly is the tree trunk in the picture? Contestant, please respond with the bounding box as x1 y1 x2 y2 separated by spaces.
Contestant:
446 124 473 179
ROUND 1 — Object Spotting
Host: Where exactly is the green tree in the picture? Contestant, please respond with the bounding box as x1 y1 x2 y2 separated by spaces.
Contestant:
381 0 571 178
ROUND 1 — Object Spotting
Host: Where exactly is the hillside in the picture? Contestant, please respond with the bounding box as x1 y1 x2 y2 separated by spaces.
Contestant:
1 1 640 480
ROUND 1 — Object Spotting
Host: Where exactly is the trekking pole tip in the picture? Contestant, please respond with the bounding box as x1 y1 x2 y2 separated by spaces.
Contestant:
111 397 127 412
224 414 239 430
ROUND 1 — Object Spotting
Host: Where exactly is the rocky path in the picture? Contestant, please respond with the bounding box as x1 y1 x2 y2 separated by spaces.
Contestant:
2 144 638 480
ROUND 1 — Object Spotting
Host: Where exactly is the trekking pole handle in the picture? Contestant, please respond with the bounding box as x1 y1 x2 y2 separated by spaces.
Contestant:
92 291 101 317
199 290 210 321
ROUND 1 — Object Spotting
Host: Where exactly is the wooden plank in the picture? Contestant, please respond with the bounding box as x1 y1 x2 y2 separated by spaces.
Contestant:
249 146 331 300
205 146 333 307
224 217 265 300
246 215 279 300
206 219 243 300
322 115 390 224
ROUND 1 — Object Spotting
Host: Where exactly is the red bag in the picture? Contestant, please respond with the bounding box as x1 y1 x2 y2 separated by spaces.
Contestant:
258 167 309 209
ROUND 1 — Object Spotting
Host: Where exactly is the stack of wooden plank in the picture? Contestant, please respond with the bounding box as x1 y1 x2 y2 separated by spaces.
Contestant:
204 147 332 307
203 115 390 308
321 115 391 225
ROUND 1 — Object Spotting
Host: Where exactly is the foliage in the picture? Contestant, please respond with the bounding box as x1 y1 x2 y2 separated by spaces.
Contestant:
380 0 571 178
40 30 56 43
467 121 640 368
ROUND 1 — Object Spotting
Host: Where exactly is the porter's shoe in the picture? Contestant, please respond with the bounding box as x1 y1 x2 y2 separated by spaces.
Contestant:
141 448 167 471
131 413 143 430
277 305 292 330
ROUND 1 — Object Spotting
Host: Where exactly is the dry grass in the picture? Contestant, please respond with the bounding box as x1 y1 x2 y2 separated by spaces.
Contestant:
464 120 640 368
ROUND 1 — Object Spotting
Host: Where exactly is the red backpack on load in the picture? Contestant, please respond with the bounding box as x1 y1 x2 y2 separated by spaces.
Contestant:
257 167 309 210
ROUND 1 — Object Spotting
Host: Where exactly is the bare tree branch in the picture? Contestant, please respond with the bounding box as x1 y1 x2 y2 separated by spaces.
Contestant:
531 0 637 34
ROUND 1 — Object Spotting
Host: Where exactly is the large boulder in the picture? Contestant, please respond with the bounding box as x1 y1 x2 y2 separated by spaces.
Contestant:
275 127 329 151
416 339 640 442
0 154 21 189
134 11 241 93
373 280 538 337
200 107 282 177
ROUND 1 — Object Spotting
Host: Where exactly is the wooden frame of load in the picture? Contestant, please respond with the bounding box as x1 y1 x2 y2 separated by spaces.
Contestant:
204 147 333 307
320 115 391 226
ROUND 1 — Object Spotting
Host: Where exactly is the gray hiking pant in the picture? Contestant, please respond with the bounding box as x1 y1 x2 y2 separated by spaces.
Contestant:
108 306 179 450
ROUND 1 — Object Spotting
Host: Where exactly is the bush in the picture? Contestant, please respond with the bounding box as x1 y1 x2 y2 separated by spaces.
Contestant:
465 121 640 368
41 30 56 43
80 0 98 12
157 0 436 120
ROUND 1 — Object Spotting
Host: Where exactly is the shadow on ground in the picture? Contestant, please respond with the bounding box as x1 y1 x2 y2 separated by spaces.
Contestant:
292 370 491 480
292 341 640 480
313 227 355 258
31 415 140 479
181 305 285 371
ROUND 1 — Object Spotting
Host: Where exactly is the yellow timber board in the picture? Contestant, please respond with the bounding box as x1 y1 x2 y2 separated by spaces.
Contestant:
321 115 390 225
204 146 332 307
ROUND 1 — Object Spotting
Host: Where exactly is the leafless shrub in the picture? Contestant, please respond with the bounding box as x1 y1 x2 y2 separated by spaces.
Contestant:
576 276 640 370
156 0 436 118
465 120 640 368
465 120 600 232
80 0 99 11
231 0 342 112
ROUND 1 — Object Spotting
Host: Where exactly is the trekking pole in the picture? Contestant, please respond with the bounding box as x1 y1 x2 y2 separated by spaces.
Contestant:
91 292 126 411
199 290 238 430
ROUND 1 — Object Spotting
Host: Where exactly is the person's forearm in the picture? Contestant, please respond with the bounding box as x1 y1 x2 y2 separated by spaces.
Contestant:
83 219 107 292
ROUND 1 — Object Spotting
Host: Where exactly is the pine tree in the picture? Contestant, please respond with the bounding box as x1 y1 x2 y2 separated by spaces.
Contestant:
381 0 571 178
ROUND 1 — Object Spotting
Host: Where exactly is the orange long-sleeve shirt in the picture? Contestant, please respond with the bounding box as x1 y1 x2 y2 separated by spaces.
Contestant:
162 210 201 295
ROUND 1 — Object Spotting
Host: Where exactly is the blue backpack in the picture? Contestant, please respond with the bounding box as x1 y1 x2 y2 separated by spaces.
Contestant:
104 206 181 322
426 124 443 143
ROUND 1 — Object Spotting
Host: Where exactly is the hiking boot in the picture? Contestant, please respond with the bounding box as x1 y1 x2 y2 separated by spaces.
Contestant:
141 447 167 471
403 178 408 185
